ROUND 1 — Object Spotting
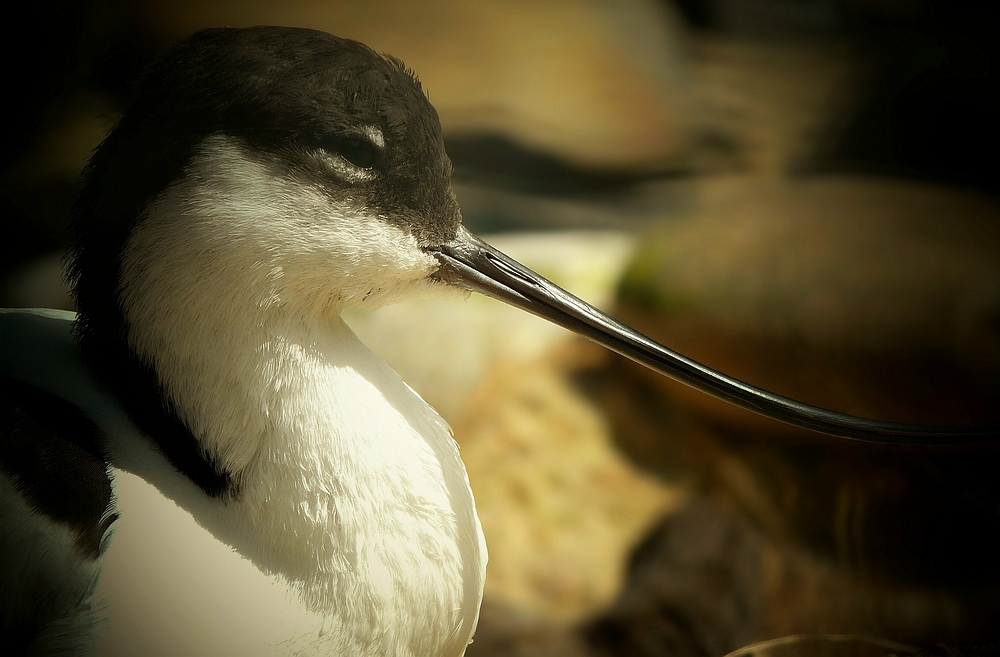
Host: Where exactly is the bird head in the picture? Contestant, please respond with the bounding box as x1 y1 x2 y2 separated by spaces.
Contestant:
71 27 468 329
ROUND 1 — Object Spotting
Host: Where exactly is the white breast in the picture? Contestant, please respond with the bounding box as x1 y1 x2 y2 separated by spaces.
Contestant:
1 309 487 656
91 467 330 656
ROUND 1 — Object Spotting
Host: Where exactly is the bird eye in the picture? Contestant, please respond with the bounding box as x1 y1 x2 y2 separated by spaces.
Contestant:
323 137 380 170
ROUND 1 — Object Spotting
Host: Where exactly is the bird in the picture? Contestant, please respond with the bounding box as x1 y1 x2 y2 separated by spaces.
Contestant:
3 26 485 657
1 24 995 657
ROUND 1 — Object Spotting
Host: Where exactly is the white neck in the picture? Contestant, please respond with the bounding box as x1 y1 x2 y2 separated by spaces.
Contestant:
256 317 486 656
112 138 486 656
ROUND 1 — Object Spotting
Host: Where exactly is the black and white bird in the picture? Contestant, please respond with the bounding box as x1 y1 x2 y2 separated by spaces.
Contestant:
1 26 993 657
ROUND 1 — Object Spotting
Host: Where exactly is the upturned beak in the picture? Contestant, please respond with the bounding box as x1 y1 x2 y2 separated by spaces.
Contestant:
429 229 994 445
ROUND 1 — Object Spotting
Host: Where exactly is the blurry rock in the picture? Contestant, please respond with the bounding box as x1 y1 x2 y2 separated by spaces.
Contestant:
584 497 997 656
0 88 120 309
1 90 118 237
104 0 695 171
724 635 919 657
618 176 1000 429
0 90 118 286
3 89 116 189
584 175 1000 610
911 643 1000 657
0 253 74 311
452 174 697 235
690 37 853 177
457 360 679 622
466 600 590 657
585 498 764 657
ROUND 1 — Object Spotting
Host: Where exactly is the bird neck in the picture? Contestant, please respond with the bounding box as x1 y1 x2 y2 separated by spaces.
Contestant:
116 308 485 656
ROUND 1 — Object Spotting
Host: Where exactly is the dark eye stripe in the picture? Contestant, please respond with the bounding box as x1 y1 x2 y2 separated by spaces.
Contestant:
323 137 380 169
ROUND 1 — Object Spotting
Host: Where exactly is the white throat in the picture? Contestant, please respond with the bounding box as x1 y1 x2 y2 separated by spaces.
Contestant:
113 136 486 656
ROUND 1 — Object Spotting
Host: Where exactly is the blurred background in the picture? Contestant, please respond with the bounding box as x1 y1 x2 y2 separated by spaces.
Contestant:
3 1 999 655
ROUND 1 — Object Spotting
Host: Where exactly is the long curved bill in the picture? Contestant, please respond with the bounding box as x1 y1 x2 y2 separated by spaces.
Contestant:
429 229 996 445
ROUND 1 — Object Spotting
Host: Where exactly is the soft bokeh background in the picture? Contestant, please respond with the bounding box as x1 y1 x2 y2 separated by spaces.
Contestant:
3 1 999 654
